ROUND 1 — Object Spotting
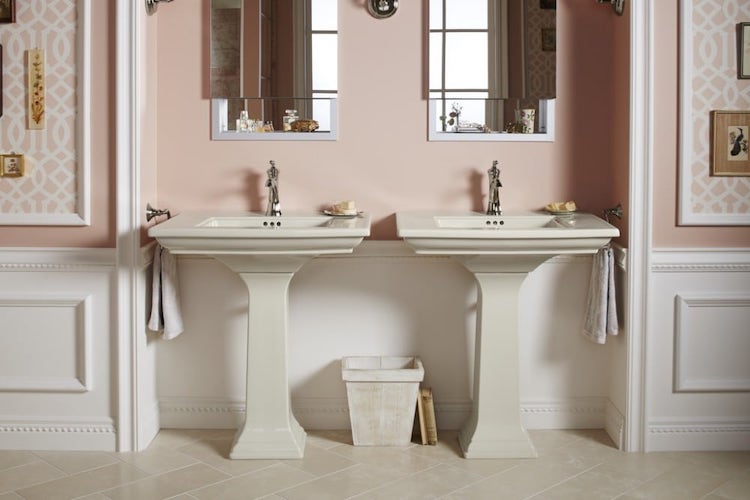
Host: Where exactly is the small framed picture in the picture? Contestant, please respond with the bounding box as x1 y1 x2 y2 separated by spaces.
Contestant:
739 23 750 79
0 153 24 177
710 111 750 177
0 0 15 24
542 28 556 52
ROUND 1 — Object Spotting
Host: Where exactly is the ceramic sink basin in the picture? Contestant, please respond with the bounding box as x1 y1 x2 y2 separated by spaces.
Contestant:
396 211 619 255
148 211 371 255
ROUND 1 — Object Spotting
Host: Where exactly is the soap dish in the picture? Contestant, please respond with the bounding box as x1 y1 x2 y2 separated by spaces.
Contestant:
323 210 364 218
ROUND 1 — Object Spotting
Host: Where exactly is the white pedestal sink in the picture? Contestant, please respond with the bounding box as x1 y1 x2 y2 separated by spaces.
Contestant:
396 211 619 459
149 211 371 459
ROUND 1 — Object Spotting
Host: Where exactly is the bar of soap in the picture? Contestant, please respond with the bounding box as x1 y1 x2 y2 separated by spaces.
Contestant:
332 200 357 215
545 200 577 212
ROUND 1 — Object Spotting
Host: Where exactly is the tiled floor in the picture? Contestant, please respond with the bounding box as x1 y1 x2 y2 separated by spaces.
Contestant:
0 429 748 499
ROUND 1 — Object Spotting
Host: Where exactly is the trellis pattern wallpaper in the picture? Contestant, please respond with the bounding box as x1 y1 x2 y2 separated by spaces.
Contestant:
0 0 78 216
688 0 750 215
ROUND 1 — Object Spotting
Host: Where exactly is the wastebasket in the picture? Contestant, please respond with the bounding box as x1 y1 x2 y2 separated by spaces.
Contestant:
341 356 424 446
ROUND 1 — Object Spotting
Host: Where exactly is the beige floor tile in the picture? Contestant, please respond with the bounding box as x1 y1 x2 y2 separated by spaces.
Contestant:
147 429 207 450
32 451 120 475
305 430 354 450
116 446 199 475
705 469 750 500
528 430 591 455
444 455 598 500
103 463 230 500
191 462 315 500
0 461 66 494
353 463 485 499
328 443 439 476
176 438 279 476
281 443 357 477
0 451 39 472
13 462 148 500
533 463 646 500
278 463 412 500
0 492 24 499
619 464 735 500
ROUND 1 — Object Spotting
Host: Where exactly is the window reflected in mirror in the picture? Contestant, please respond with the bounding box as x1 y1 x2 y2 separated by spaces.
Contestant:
428 0 555 138
210 0 338 137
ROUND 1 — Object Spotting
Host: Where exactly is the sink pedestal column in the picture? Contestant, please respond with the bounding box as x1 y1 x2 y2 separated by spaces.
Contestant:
457 256 547 459
216 256 310 459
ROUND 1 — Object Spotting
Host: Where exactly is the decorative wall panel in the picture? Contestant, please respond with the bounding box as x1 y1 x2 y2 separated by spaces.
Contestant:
674 293 750 392
0 0 89 225
680 0 750 224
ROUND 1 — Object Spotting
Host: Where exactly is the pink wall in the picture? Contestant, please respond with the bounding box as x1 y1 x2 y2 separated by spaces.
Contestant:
154 0 626 240
2 0 116 248
652 0 750 247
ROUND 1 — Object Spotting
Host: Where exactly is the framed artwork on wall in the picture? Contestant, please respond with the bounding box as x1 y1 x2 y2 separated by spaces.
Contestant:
0 0 15 23
739 23 750 79
0 153 25 177
540 0 556 9
711 111 750 176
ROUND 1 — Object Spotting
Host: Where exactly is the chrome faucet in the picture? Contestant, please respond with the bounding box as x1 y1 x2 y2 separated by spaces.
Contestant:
486 160 502 216
265 160 281 216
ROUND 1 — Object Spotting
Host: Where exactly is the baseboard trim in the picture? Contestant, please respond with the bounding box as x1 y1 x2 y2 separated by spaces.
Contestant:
159 397 613 432
648 418 750 451
0 416 116 451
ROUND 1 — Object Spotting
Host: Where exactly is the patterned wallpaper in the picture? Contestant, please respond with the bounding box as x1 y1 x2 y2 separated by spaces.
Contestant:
689 0 750 215
526 0 556 99
0 0 78 216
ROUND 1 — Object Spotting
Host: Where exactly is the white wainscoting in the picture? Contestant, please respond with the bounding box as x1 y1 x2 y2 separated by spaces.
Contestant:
0 248 116 451
156 241 627 447
647 249 750 451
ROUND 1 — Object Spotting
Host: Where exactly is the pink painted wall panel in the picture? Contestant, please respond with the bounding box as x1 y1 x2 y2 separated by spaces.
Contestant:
1 0 115 248
652 0 750 247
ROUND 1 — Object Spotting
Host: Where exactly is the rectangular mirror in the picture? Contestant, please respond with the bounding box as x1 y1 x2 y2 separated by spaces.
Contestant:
428 0 556 138
210 0 338 139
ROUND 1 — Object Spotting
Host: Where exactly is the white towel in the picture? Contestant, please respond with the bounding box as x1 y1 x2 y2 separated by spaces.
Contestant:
148 244 184 339
582 246 618 344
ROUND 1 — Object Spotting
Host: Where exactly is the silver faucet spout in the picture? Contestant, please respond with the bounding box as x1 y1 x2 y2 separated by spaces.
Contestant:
265 160 281 216
486 160 502 216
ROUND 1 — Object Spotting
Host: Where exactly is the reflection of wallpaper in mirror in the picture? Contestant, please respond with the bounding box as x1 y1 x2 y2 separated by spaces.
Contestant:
1 44 3 117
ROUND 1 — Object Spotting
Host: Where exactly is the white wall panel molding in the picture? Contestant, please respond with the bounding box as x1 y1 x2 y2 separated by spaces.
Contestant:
648 418 750 451
605 400 625 450
674 293 750 392
652 248 750 273
0 416 115 451
0 248 116 270
0 294 92 393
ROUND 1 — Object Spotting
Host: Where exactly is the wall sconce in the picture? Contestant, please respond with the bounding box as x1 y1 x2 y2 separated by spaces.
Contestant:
367 0 398 19
146 0 174 16
597 0 625 16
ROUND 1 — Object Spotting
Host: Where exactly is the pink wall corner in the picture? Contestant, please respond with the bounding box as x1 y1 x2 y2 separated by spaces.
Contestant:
1 0 116 248
154 0 626 241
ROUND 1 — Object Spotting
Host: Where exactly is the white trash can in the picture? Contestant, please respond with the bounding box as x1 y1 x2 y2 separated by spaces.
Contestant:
341 356 424 446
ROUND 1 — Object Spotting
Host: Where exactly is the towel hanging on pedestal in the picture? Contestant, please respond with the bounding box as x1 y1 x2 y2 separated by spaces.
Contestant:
582 246 618 344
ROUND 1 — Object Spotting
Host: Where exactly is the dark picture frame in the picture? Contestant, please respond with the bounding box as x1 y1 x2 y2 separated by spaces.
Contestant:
710 110 750 177
739 23 750 79
540 0 556 9
0 0 15 24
